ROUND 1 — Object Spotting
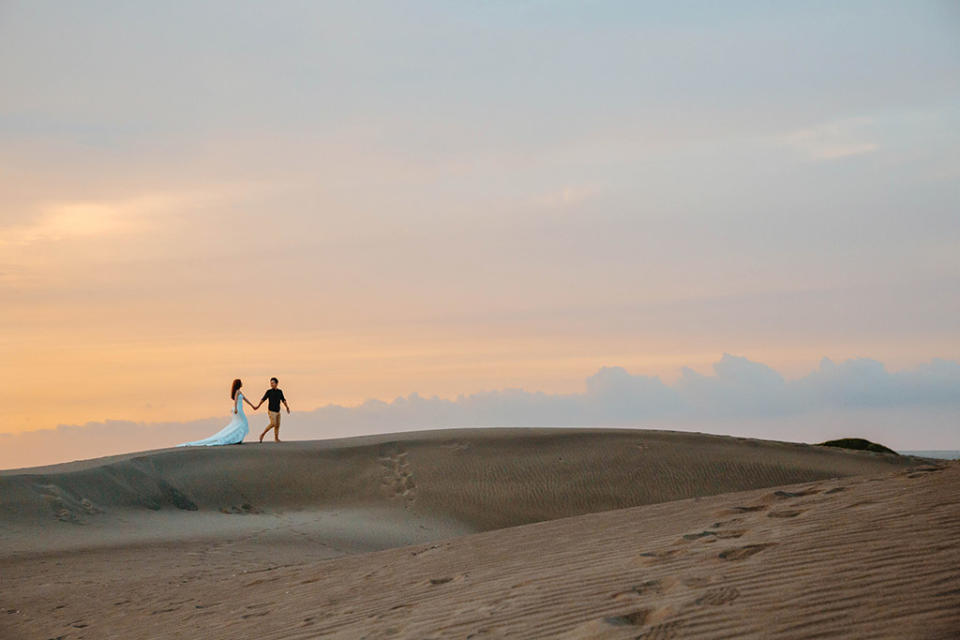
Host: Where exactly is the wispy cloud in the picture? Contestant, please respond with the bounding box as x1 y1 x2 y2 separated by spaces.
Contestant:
3 355 957 469
0 194 182 249
0 185 260 250
780 118 880 160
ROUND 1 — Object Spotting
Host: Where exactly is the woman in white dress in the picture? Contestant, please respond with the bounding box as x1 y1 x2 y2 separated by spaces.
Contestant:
179 379 256 446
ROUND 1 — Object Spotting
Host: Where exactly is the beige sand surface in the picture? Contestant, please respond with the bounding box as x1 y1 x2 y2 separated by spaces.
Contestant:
1 428 954 639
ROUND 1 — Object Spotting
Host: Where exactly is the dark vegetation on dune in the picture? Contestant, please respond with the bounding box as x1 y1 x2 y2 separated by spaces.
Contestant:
817 438 897 455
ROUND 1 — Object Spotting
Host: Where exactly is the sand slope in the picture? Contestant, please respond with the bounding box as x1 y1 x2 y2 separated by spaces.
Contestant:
0 428 920 552
1 428 951 639
3 461 955 639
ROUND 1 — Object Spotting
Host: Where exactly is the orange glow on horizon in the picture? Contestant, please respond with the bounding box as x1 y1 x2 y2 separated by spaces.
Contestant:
1 322 947 435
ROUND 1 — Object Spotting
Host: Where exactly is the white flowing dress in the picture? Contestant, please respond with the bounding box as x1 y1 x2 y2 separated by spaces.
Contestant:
179 392 249 446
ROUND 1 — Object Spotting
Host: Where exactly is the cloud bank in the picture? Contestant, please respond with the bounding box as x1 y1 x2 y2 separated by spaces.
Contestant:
3 355 958 470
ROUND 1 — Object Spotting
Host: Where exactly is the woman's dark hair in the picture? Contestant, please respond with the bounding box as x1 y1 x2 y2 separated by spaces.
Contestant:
231 379 242 400
270 377 279 383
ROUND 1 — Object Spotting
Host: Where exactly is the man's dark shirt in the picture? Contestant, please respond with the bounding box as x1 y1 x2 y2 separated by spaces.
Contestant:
261 388 286 412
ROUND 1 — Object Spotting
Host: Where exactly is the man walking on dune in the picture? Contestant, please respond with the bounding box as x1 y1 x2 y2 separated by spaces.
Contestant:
254 377 290 443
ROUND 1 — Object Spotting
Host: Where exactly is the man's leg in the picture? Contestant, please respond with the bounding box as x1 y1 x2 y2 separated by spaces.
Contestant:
271 410 281 442
259 411 278 443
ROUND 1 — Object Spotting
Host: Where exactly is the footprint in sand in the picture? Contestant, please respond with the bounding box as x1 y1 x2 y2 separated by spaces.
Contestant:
767 509 805 518
714 529 746 539
710 517 744 528
611 579 667 599
682 530 717 541
220 503 263 515
241 603 273 619
688 522 747 544
411 543 446 558
244 576 282 587
55 507 82 523
718 543 777 561
680 575 711 588
681 527 746 543
731 504 767 513
635 620 683 639
604 608 652 626
378 444 417 507
773 488 820 499
637 549 685 566
694 586 741 605
241 610 270 619
34 484 103 524
428 573 467 586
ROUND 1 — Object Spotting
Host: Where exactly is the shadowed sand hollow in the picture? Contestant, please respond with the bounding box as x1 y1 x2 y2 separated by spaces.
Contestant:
1 428 955 639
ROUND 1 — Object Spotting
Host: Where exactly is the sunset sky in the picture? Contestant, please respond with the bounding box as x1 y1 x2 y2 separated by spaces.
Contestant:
2 2 959 463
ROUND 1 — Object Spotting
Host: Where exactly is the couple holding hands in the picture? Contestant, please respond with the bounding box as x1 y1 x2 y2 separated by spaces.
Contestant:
179 377 290 447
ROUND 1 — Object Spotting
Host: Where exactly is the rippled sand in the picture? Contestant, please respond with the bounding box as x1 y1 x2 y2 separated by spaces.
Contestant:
2 428 954 639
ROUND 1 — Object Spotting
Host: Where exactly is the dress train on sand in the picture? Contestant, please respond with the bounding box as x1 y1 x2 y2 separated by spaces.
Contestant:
179 392 249 446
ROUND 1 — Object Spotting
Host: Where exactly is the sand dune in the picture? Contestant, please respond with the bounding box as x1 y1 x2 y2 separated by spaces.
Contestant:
0 428 919 548
1 428 953 639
